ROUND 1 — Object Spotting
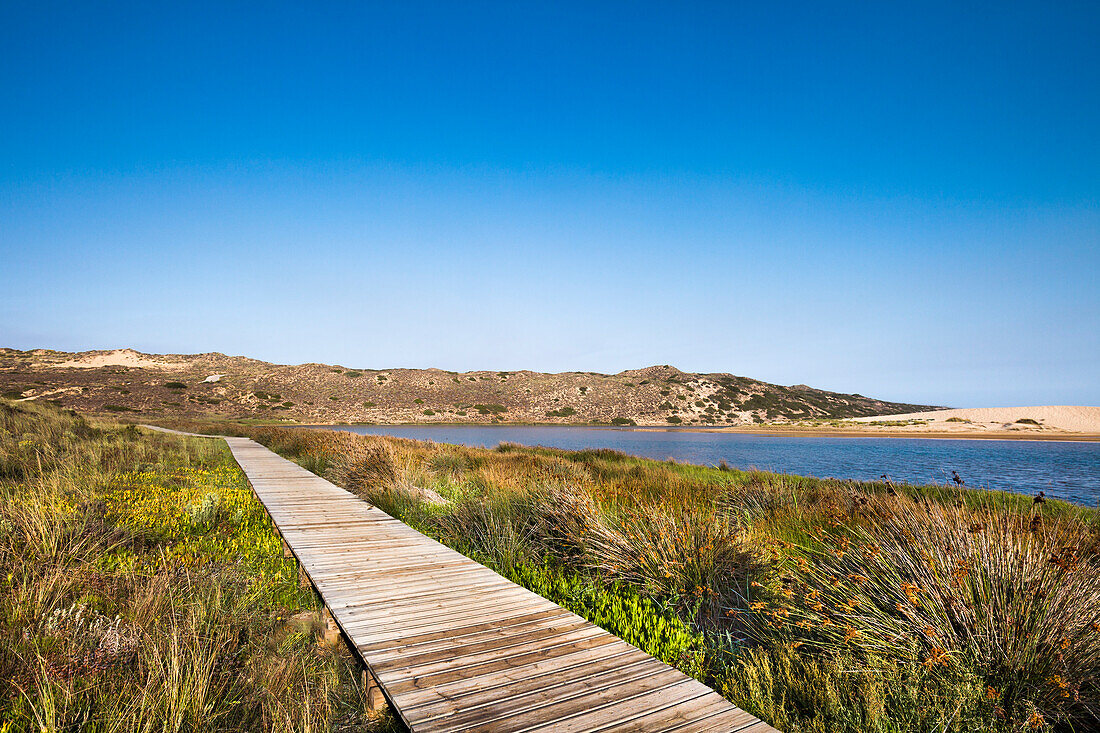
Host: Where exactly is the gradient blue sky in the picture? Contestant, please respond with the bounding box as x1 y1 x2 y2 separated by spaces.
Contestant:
2 2 1098 406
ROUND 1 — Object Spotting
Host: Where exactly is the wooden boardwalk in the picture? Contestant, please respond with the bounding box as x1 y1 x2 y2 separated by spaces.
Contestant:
153 428 777 732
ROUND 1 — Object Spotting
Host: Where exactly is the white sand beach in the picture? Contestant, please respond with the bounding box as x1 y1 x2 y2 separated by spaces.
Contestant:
854 406 1100 434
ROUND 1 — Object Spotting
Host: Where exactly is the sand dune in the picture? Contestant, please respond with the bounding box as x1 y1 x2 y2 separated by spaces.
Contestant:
854 406 1100 433
53 348 187 371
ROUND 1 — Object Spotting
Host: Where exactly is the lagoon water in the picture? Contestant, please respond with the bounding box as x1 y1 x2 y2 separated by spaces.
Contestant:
314 425 1100 507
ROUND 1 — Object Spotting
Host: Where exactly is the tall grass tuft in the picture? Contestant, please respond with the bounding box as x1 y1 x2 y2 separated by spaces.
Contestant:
539 484 764 616
434 496 539 573
764 495 1100 728
427 450 467 480
326 438 398 498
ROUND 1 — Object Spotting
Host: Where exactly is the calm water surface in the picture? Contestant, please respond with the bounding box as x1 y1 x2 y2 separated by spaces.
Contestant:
314 425 1100 507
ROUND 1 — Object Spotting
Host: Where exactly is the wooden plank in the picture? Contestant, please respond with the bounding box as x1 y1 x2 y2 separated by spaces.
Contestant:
365 610 578 663
357 608 573 656
371 618 597 675
445 672 696 733
399 644 651 720
381 632 630 693
603 694 760 732
406 656 664 730
344 599 566 644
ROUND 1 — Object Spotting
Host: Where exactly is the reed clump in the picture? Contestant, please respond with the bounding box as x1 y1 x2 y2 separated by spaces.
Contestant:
761 497 1100 729
327 438 399 497
539 484 764 617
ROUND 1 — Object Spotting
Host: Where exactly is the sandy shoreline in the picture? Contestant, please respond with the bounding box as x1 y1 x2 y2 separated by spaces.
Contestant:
299 421 1100 442
699 406 1100 442
694 426 1100 442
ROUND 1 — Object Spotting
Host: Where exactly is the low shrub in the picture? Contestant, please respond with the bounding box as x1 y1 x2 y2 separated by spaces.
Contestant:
186 492 223 533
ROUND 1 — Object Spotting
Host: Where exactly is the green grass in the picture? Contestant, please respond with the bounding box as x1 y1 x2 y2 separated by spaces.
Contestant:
505 563 704 674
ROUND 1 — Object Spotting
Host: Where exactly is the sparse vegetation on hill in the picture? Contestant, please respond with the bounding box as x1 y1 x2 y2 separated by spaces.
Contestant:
0 347 937 426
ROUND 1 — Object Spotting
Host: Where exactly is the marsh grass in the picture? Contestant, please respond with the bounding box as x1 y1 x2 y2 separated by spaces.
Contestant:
156 418 1098 732
426 451 467 480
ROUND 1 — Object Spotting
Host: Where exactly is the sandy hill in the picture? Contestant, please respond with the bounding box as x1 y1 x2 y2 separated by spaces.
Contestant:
0 347 936 426
855 406 1100 434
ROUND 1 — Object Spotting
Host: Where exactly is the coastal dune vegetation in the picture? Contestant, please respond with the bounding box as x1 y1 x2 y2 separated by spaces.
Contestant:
3 397 1099 732
0 400 396 731
205 423 1100 733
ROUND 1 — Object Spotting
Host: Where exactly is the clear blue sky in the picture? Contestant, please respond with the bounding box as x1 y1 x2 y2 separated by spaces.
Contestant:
2 2 1097 406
